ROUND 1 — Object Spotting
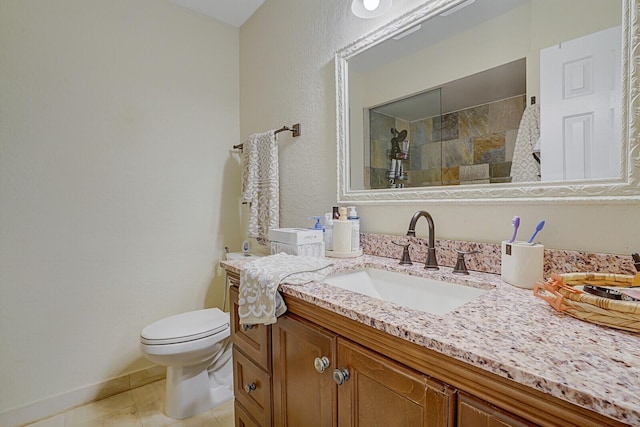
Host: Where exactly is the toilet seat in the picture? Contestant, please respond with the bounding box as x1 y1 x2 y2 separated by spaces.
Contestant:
141 308 229 345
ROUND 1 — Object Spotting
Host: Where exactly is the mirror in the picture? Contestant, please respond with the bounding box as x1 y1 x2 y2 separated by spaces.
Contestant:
336 0 640 203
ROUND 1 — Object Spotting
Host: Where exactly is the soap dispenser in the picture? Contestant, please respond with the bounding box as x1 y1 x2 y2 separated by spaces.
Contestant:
309 216 324 231
332 207 352 253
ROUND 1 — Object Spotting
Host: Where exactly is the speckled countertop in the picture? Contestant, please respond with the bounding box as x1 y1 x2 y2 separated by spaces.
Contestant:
221 254 640 425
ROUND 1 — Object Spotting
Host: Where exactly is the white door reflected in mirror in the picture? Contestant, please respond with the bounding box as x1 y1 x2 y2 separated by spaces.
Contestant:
540 26 622 181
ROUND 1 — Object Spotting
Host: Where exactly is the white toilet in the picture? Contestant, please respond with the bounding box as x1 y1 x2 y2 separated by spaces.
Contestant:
139 308 233 419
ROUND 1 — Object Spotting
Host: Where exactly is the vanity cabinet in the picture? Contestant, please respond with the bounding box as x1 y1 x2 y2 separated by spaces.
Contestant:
226 272 626 427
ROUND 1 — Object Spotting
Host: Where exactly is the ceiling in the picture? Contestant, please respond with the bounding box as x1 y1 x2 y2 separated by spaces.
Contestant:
168 0 266 27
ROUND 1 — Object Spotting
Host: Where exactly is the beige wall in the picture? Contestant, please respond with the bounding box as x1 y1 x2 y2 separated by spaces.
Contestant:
0 0 240 419
240 0 428 241
241 0 638 256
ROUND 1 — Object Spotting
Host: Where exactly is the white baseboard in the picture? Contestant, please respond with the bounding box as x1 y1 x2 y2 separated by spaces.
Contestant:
0 365 165 427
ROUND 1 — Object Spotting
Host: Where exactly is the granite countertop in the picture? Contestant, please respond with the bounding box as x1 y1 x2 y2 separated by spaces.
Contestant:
221 254 640 425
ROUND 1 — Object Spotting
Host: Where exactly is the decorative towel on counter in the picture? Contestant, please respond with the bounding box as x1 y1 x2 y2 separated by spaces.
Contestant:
241 130 279 244
238 253 334 325
511 103 541 182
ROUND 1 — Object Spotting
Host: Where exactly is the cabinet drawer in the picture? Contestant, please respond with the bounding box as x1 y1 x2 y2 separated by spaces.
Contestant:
234 401 261 427
230 285 272 371
233 347 272 426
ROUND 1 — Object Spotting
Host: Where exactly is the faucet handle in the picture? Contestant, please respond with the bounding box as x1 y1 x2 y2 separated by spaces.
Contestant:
392 241 413 266
453 250 479 275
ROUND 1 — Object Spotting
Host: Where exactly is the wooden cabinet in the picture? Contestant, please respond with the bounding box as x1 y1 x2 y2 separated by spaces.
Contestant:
457 392 534 427
272 314 337 426
336 338 455 427
225 271 624 427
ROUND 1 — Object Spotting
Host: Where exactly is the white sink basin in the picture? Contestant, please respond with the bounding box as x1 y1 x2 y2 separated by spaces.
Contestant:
323 268 488 316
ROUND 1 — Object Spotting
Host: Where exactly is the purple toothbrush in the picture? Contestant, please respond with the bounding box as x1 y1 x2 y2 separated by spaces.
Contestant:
508 216 520 243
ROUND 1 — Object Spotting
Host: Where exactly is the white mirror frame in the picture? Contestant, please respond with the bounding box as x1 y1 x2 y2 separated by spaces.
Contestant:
336 0 640 204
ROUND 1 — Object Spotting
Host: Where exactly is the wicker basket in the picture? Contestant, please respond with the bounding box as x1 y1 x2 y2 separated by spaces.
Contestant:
534 272 640 333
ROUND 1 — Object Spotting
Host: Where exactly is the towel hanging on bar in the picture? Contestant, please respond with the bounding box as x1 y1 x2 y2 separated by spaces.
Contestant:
511 103 541 182
241 130 279 244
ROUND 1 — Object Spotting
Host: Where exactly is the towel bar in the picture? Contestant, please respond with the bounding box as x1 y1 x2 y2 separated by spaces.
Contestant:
233 123 300 150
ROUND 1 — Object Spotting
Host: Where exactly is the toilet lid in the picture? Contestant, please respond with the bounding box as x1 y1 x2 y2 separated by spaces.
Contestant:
140 308 229 345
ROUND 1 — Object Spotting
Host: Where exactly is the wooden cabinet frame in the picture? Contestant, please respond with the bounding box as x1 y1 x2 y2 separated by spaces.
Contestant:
226 272 626 427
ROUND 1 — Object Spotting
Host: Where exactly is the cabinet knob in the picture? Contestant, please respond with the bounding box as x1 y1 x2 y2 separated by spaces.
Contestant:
332 368 350 386
314 356 330 373
244 382 257 393
241 324 254 332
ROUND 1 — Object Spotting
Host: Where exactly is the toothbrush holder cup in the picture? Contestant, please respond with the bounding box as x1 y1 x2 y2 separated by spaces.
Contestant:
501 241 544 289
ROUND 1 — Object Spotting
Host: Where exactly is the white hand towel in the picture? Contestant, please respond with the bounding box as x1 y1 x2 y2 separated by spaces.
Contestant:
511 103 541 182
239 254 334 325
241 130 279 243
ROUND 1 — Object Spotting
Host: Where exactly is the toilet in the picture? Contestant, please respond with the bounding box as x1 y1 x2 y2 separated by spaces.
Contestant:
139 308 233 419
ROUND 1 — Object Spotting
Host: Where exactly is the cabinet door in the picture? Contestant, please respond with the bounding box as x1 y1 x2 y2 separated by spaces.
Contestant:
272 314 338 427
336 338 455 427
457 392 535 427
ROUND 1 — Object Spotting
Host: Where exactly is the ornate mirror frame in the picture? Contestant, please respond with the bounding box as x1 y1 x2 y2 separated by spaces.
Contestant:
336 0 640 204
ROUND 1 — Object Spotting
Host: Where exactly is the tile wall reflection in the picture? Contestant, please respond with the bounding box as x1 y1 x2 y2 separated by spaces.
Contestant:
368 95 525 189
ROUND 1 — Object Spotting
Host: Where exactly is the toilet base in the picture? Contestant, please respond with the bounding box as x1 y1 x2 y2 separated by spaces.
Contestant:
164 362 233 420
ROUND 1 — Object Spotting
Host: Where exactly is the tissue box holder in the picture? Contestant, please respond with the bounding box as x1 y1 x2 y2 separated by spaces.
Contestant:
270 241 325 258
267 228 323 245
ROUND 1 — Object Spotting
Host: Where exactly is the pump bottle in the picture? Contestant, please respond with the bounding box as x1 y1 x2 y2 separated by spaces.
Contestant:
332 207 352 253
308 216 324 232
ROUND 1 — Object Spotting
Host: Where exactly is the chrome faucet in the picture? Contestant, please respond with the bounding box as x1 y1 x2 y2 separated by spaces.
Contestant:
407 210 438 270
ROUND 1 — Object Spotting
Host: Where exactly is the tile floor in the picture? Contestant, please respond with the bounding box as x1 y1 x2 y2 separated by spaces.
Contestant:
25 380 234 427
